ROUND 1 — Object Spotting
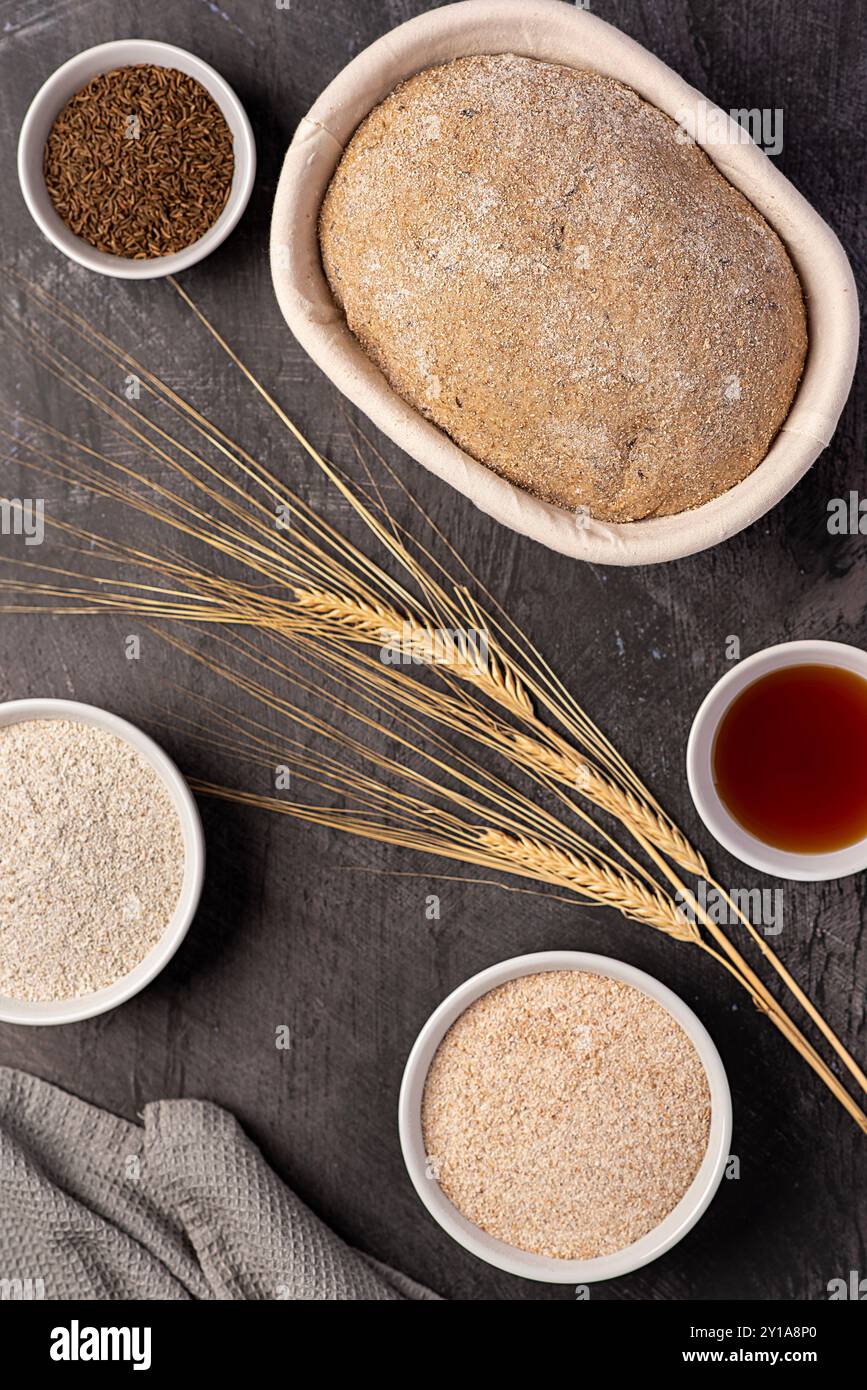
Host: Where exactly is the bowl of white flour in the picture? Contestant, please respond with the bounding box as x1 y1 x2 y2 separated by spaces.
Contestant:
0 698 204 1025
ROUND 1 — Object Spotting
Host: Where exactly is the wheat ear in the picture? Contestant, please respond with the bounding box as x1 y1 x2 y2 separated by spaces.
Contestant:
291 586 533 719
502 729 707 875
477 829 699 942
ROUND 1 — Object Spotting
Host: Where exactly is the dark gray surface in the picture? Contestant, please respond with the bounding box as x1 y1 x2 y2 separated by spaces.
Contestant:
0 0 865 1301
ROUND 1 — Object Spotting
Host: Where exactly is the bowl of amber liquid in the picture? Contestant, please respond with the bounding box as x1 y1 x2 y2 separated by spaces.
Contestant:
687 641 867 880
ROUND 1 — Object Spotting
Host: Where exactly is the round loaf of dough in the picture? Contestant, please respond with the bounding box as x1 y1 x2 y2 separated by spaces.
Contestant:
319 55 807 522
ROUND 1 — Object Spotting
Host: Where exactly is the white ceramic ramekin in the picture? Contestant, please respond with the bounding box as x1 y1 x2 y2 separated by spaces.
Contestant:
18 39 256 279
399 951 732 1284
0 698 204 1025
271 0 858 566
687 640 867 882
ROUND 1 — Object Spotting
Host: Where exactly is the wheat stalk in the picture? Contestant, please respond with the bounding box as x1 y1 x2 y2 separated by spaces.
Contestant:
2 273 866 1132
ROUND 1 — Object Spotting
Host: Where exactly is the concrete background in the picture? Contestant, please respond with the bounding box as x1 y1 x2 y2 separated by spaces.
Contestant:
0 0 865 1300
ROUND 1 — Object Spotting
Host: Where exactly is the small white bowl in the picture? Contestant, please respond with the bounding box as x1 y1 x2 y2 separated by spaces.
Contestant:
17 39 256 279
687 640 867 882
0 698 204 1025
399 951 731 1284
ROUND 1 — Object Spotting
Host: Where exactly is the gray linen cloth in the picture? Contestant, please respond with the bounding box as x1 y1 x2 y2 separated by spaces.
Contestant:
0 1068 438 1300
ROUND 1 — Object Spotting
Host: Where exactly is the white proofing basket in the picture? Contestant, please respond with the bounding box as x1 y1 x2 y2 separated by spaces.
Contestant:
270 0 859 566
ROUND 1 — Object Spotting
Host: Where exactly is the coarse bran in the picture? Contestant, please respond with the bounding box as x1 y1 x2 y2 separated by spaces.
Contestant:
319 54 807 522
421 970 711 1260
0 719 185 1002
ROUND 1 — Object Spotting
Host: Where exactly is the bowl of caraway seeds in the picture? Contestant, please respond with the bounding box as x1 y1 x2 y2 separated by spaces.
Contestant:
399 952 732 1283
0 698 204 1025
17 40 255 278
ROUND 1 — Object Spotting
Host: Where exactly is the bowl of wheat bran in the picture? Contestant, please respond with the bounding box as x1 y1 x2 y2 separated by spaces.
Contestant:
271 0 858 565
399 952 731 1282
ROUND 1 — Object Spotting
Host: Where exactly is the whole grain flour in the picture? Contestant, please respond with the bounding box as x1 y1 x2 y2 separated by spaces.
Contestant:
0 719 184 1002
421 969 712 1260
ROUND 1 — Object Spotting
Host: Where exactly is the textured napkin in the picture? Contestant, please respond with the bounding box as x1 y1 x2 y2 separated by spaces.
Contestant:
0 1068 438 1301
